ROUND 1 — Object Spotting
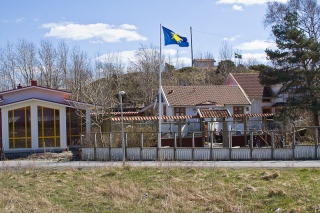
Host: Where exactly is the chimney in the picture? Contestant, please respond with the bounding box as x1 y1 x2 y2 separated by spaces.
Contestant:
17 84 22 89
31 80 37 86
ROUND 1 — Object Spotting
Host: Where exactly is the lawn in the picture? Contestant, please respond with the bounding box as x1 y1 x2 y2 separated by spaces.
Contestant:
0 166 319 212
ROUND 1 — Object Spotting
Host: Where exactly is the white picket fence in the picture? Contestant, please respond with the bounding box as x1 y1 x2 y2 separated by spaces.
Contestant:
82 145 320 161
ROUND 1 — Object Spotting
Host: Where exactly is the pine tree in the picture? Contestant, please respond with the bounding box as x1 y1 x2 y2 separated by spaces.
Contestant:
260 11 320 127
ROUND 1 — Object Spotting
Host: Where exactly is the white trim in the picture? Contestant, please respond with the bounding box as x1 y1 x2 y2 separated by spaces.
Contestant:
0 86 71 96
31 101 38 149
1 107 8 150
64 99 95 109
60 107 67 148
0 98 71 109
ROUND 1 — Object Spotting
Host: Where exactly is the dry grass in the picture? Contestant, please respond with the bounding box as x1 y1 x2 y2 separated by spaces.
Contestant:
0 166 320 212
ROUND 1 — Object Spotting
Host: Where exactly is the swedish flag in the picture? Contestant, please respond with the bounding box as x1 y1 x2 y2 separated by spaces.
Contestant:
235 53 242 59
162 26 189 47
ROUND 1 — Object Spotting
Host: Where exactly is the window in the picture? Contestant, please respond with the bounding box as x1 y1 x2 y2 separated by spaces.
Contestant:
262 98 271 103
262 107 273 119
174 107 186 121
262 107 272 114
262 87 272 103
174 107 185 116
8 107 31 149
233 106 244 122
38 106 60 148
163 104 167 122
66 108 86 146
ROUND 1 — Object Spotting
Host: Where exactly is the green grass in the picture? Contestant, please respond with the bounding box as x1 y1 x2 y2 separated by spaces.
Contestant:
0 166 320 212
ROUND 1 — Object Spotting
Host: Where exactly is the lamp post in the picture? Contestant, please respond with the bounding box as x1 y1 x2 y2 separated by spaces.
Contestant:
119 91 126 165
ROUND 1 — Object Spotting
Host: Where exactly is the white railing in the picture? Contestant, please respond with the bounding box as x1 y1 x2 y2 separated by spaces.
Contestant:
82 145 320 161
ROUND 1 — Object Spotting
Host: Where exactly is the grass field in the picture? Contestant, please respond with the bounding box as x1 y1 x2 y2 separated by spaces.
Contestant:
0 165 319 213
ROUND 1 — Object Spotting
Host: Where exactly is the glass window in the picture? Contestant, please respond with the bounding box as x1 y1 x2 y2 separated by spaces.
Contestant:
66 108 86 146
262 107 273 119
233 106 244 122
174 107 186 122
8 107 31 149
38 106 60 148
262 107 272 114
174 107 185 116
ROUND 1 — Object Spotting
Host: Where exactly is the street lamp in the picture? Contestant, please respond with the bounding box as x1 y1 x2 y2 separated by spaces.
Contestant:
119 91 126 165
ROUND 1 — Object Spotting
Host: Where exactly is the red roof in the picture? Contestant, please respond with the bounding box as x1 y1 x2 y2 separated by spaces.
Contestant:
199 109 231 118
162 85 250 106
230 73 264 98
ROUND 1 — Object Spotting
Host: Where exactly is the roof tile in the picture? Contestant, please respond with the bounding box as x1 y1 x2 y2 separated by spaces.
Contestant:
162 85 250 106
230 73 264 98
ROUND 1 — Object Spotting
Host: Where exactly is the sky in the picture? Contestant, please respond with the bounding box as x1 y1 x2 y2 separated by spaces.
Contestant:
0 0 289 68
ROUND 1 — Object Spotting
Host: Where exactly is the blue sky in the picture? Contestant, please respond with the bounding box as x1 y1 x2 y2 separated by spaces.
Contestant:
0 0 289 67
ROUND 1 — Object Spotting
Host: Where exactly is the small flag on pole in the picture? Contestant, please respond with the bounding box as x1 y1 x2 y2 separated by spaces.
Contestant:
162 26 189 47
235 53 242 59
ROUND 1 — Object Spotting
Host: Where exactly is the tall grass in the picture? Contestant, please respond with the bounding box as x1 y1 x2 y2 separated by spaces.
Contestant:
0 166 319 212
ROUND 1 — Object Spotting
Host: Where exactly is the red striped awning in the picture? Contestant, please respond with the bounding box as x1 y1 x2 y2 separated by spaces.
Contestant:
110 115 198 121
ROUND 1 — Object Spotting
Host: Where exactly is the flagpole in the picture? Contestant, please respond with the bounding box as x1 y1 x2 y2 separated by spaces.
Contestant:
190 26 194 67
158 24 162 149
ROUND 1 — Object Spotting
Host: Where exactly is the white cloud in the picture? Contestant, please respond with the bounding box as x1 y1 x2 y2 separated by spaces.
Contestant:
96 50 136 64
216 0 288 5
15 17 25 23
172 57 192 67
41 22 147 43
235 40 276 51
162 49 192 67
96 48 191 69
223 35 240 41
242 53 268 63
119 24 137 30
232 5 243 10
162 49 177 56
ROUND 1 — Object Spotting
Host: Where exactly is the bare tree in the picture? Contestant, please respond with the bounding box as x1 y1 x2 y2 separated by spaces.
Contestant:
57 40 69 89
219 40 233 61
15 39 38 85
38 39 61 88
264 0 320 40
95 52 125 93
0 41 17 90
130 44 161 106
69 46 92 101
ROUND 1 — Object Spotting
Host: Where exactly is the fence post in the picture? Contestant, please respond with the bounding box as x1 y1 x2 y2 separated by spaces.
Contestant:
271 131 274 160
94 133 97 160
109 133 112 161
250 131 253 160
125 132 127 161
174 133 177 161
291 130 295 160
192 132 195 161
210 130 213 161
157 132 160 161
293 127 296 146
229 131 232 160
140 132 143 161
315 127 318 160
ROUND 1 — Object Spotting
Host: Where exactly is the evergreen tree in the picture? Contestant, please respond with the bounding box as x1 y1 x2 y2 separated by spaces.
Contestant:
260 11 320 127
